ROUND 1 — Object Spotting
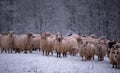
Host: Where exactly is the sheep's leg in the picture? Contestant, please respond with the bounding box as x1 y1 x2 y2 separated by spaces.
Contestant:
65 53 67 57
42 50 44 55
47 51 49 56
1 49 4 53
7 48 9 53
59 52 61 57
51 51 53 55
45 50 48 56
10 48 12 53
24 49 27 53
112 63 114 68
29 49 32 53
92 56 94 60
118 62 120 69
5 49 7 53
39 48 40 51
115 63 117 68
81 56 83 61
62 53 64 57
57 52 58 57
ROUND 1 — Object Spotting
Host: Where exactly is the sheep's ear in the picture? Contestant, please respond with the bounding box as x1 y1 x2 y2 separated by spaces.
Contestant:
68 33 72 36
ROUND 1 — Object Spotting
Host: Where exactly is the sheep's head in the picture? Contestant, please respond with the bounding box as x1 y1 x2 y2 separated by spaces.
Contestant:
56 33 63 42
76 37 82 44
27 33 33 38
96 43 103 61
41 32 47 40
112 49 120 61
44 32 51 37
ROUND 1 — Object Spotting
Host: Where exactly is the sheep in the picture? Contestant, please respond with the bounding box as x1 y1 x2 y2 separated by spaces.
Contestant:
79 41 95 61
95 42 107 61
55 33 70 57
31 34 41 51
66 36 79 56
40 32 55 56
14 33 34 53
0 33 15 53
111 48 120 69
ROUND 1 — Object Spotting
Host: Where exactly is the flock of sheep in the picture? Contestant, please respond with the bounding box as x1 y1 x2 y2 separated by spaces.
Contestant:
0 32 120 69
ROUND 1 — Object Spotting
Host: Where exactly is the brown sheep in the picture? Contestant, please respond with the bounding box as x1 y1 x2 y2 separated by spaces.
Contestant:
1 33 15 53
79 41 95 61
14 33 34 53
40 32 55 56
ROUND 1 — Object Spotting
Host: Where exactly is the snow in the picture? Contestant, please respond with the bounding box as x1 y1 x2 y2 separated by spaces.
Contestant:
0 51 119 73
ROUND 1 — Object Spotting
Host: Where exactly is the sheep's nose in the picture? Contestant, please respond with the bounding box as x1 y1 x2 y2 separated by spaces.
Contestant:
115 55 117 57
58 38 61 42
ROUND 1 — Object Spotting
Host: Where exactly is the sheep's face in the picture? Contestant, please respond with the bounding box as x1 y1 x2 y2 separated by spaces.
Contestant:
41 34 47 40
45 32 51 37
56 33 63 43
27 33 33 38
112 50 120 59
96 44 103 59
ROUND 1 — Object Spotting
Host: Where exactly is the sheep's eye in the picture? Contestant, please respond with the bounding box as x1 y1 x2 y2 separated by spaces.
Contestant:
112 52 115 54
117 52 119 55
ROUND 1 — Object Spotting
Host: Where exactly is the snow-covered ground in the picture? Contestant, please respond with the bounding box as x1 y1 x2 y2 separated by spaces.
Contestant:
0 51 119 73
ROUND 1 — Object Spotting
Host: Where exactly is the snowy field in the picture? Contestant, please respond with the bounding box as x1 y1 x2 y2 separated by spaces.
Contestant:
0 51 119 73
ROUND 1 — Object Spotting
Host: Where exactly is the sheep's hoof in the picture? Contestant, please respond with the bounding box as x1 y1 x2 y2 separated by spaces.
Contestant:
24 51 27 54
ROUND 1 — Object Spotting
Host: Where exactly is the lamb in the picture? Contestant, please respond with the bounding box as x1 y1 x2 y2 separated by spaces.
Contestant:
14 33 34 53
79 41 95 60
40 32 55 56
0 33 15 53
111 48 120 69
